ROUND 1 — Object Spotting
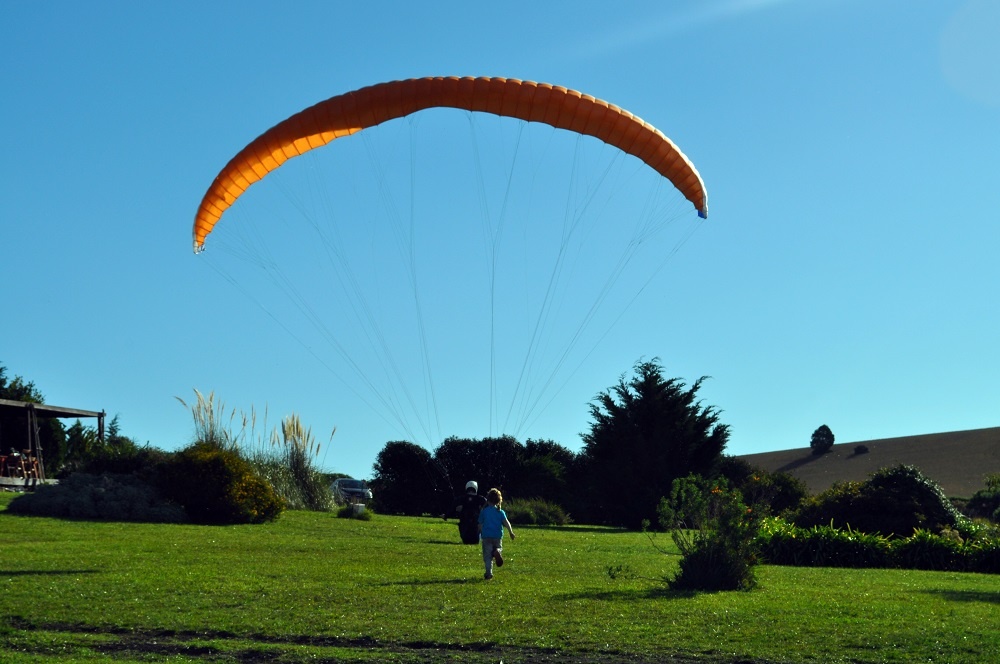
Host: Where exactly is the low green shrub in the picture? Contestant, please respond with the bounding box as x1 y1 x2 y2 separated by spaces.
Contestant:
893 529 963 571
671 535 758 592
159 442 285 524
659 475 759 591
756 517 893 568
757 517 1000 573
967 538 1000 574
504 498 572 526
76 445 173 478
6 473 186 523
767 471 809 514
791 480 865 530
336 504 373 520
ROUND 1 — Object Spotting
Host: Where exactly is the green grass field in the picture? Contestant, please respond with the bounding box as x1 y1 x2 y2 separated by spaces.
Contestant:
2 492 999 663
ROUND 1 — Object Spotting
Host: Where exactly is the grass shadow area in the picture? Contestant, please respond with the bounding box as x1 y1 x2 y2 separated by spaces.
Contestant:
378 577 473 587
556 587 693 602
921 589 1000 604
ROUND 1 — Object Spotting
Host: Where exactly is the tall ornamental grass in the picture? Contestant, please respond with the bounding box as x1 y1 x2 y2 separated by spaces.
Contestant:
177 390 334 511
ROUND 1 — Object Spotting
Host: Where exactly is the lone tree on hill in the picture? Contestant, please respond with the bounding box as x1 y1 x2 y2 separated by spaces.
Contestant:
577 358 730 529
810 424 835 456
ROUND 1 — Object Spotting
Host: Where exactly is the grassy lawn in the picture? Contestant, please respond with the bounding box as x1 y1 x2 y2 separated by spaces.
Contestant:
1 492 999 663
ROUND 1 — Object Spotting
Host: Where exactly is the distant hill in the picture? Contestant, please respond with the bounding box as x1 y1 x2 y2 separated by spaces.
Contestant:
738 427 1000 498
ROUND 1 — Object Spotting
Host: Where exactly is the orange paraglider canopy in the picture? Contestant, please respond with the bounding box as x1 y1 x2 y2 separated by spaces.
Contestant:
193 76 708 252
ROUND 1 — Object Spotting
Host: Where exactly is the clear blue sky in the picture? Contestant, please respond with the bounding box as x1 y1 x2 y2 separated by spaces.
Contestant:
3 1 998 480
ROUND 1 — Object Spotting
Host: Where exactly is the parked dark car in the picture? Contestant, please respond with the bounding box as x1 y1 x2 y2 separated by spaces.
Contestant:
331 478 373 504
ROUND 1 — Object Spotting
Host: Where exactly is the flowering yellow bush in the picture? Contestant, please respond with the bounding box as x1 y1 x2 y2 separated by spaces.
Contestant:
160 442 285 524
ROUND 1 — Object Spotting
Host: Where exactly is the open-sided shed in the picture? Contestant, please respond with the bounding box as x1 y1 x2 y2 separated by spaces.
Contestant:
0 398 104 483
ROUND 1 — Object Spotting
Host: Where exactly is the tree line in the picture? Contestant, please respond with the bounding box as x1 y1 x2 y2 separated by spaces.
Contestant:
370 358 803 529
4 357 807 529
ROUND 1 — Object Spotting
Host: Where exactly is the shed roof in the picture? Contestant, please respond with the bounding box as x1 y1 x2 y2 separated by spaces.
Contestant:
0 398 104 419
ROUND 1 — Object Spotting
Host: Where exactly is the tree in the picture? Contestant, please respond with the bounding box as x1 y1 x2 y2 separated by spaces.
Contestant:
432 435 524 498
810 424 835 456
370 441 444 515
372 435 579 516
432 437 481 498
67 414 144 476
577 359 730 529
514 439 575 502
64 420 99 469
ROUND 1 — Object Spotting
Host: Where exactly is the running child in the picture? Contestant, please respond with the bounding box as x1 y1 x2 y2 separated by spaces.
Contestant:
477 487 515 580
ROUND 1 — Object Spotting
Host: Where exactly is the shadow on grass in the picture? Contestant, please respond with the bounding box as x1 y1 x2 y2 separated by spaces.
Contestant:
556 587 695 601
0 569 100 577
378 577 473 587
523 524 629 534
393 532 470 546
922 589 1000 604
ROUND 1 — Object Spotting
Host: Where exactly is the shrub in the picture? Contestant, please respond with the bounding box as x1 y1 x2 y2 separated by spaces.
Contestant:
671 535 757 592
967 539 1000 574
336 504 373 520
77 445 173 482
892 529 963 571
756 518 1000 573
767 471 809 515
791 465 967 538
756 518 892 569
159 442 284 524
715 458 808 517
865 465 967 534
6 473 186 523
504 498 572 526
792 480 865 530
966 474 1000 521
659 476 759 591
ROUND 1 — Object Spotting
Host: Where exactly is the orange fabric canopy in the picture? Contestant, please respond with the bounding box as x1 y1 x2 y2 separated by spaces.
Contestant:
193 76 708 252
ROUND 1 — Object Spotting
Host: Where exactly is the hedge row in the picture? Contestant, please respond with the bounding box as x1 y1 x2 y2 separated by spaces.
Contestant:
757 517 1000 574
